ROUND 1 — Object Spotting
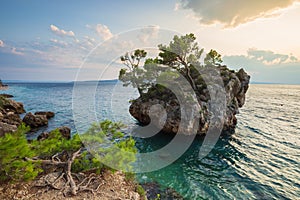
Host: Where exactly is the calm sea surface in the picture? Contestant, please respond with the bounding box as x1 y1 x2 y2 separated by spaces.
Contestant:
3 82 300 199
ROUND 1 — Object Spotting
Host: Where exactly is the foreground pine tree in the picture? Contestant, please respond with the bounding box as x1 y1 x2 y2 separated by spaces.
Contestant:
0 120 137 196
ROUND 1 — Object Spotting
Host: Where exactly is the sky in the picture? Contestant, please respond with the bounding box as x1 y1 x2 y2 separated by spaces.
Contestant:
0 0 300 84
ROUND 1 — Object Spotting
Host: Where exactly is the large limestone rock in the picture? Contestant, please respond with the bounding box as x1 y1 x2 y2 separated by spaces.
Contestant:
23 112 48 128
129 66 250 135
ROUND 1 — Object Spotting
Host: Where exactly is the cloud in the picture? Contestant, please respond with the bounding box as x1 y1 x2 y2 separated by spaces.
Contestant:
0 40 24 56
50 39 68 46
180 0 299 27
247 48 298 65
138 25 160 43
95 24 113 40
86 24 113 40
50 24 75 37
223 49 300 84
11 47 24 56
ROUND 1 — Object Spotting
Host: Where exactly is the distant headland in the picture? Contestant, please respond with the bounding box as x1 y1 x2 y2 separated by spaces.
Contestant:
0 79 8 90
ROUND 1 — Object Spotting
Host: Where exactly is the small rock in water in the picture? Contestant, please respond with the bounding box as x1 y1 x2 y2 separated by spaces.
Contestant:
34 111 55 119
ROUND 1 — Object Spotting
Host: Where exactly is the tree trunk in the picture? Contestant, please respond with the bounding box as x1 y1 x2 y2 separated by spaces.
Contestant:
186 67 196 91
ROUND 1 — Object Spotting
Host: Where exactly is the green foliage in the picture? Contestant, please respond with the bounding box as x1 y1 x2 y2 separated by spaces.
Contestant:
119 49 148 94
124 172 136 182
158 33 204 69
156 71 180 83
120 49 147 67
31 130 82 158
81 120 137 172
154 193 161 200
0 120 137 183
119 49 166 95
72 151 104 174
204 49 223 66
136 185 146 199
119 33 223 95
0 124 41 182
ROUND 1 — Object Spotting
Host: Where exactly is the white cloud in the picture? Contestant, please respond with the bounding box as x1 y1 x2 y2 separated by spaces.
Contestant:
181 0 299 27
50 24 75 37
95 24 113 40
0 40 4 47
223 50 300 84
50 38 68 46
11 47 24 56
138 25 160 43
247 48 298 65
86 23 113 41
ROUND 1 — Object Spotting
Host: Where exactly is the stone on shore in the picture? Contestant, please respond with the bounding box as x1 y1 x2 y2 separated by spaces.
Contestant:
23 112 48 128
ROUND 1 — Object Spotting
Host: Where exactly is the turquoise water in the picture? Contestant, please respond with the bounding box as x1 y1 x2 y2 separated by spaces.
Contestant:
3 83 300 199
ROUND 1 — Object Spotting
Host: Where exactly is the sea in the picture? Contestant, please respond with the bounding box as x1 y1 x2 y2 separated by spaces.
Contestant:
3 82 300 200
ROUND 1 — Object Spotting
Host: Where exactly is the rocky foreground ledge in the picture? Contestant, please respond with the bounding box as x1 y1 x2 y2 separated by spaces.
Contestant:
129 66 250 135
0 170 142 200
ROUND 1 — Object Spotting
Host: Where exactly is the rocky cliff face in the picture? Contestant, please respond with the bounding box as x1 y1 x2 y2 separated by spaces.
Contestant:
129 66 250 135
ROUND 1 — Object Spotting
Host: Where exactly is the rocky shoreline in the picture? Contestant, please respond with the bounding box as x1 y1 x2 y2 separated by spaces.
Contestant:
0 93 61 137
